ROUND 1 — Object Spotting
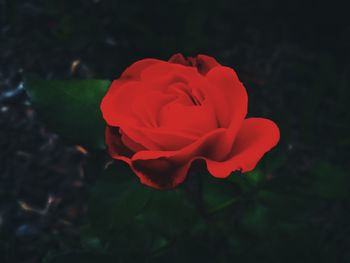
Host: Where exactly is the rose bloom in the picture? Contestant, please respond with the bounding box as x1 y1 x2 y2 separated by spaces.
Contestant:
101 54 280 189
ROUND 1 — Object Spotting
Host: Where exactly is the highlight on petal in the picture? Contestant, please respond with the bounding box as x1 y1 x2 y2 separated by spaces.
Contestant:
205 118 280 178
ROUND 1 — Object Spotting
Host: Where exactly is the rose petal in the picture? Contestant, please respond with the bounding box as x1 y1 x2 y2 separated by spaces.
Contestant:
101 59 165 125
100 81 141 127
120 129 147 153
132 157 190 189
100 79 129 125
168 53 191 66
205 66 247 130
121 126 199 151
205 118 280 177
101 82 172 128
129 128 228 188
159 99 218 136
105 126 133 161
131 90 175 128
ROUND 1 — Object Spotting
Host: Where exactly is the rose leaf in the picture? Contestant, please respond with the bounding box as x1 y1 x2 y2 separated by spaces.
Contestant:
25 79 111 149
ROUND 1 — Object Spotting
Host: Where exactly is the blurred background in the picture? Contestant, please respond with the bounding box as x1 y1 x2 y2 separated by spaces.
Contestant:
0 0 349 262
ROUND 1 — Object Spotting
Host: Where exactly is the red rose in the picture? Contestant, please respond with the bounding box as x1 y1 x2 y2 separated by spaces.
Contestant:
100 54 280 189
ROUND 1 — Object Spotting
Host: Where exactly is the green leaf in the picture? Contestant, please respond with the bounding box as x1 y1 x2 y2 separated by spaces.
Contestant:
79 225 105 253
142 188 198 238
227 167 267 191
88 161 152 240
88 163 200 259
240 204 270 237
25 79 110 149
106 219 154 261
257 190 311 222
245 169 266 188
202 173 239 213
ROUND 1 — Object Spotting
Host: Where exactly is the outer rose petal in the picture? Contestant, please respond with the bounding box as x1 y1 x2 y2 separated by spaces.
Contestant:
205 118 280 177
168 53 191 66
129 128 229 189
100 79 130 126
126 118 279 189
101 81 147 127
104 127 192 178
132 157 190 190
105 126 133 162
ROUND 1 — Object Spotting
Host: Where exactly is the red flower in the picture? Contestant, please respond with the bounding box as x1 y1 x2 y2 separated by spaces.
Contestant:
101 54 280 189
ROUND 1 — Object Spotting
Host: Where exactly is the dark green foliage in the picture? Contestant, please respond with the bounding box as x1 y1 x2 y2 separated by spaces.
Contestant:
88 162 151 239
42 157 350 263
85 162 201 262
25 80 110 149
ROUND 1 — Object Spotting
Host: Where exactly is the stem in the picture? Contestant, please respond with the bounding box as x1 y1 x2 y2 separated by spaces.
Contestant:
184 170 206 218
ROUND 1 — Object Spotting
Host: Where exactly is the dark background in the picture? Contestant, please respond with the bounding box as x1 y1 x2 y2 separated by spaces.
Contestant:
0 0 349 262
